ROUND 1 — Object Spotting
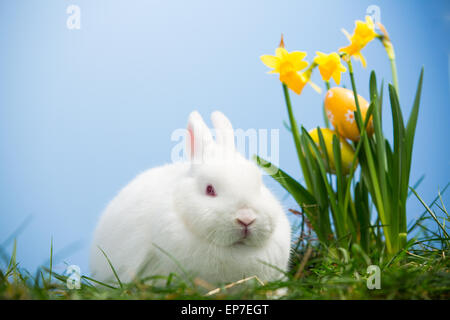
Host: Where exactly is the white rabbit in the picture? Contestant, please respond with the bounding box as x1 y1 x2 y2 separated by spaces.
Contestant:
89 111 291 285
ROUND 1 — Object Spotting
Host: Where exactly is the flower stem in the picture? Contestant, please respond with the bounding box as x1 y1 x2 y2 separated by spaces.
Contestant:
282 84 312 190
377 33 399 95
323 81 331 128
389 56 399 95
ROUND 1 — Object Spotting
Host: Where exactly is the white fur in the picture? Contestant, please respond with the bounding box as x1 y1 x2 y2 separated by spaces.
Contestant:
90 111 291 284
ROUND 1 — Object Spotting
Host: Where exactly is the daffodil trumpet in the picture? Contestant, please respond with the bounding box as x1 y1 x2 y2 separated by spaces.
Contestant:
314 52 347 85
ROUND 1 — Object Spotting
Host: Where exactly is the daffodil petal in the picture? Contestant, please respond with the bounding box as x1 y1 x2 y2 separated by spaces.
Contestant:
314 52 326 64
308 80 322 94
289 52 308 70
288 51 307 61
260 55 279 69
315 51 326 58
354 52 367 68
275 47 288 58
365 15 374 29
332 70 342 85
341 28 352 41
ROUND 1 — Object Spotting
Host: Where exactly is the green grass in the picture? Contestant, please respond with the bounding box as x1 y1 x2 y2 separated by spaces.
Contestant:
1 187 449 300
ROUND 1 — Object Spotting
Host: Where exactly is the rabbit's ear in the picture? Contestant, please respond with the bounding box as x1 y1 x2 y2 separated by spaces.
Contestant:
187 111 213 161
211 111 235 150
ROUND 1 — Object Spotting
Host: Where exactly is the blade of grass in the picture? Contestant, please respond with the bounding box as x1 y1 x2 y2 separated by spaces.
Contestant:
438 189 448 217
48 237 53 284
1 214 33 248
81 275 118 289
410 188 449 239
407 174 425 198
408 182 450 233
98 246 123 289
152 243 193 286
6 239 18 284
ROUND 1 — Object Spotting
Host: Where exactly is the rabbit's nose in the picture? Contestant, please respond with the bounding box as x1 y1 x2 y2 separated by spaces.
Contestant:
236 209 256 226
237 217 255 227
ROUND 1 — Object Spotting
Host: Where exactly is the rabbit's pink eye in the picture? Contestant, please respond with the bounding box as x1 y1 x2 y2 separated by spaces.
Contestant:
206 184 216 197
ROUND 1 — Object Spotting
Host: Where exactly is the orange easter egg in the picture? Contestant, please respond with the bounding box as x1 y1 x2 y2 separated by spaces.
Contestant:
324 87 374 141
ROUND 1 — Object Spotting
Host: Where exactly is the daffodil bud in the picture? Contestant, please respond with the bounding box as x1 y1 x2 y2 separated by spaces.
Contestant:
308 128 356 175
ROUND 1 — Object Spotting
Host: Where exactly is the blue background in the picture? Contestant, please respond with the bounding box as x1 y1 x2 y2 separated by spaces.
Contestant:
0 0 449 276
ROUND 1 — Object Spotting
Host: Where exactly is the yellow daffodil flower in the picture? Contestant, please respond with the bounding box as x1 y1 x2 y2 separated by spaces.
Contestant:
313 52 347 84
339 16 376 67
260 47 309 94
260 36 321 95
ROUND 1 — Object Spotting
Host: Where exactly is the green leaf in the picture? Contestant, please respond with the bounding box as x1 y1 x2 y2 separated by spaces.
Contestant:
255 155 330 241
301 131 327 208
317 127 332 175
388 83 406 248
404 68 424 195
299 131 332 240
405 68 424 156
332 134 344 204
301 127 344 240
343 101 375 214
370 76 391 240
354 181 371 253
98 247 123 289
369 71 378 102
255 155 316 207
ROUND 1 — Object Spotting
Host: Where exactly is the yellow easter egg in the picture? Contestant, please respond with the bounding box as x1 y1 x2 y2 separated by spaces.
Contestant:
324 87 374 142
308 128 356 175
